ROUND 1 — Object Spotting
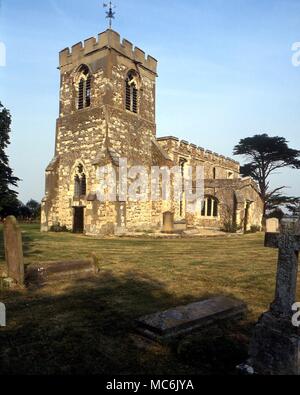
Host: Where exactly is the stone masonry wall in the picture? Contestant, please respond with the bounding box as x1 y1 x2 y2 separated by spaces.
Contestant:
157 137 240 179
42 29 159 234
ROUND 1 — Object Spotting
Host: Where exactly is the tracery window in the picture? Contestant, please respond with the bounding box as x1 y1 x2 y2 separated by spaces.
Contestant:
74 164 87 198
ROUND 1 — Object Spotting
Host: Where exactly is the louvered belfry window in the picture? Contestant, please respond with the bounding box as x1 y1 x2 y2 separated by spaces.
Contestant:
85 75 91 107
125 71 138 113
77 65 91 110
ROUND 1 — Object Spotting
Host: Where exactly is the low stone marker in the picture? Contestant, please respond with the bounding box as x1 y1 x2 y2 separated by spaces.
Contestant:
3 216 24 285
136 296 247 341
162 211 174 234
266 217 279 233
174 220 187 232
25 258 99 286
248 218 300 375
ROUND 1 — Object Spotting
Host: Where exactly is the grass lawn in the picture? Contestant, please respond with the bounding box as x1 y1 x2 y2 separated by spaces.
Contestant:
0 224 294 375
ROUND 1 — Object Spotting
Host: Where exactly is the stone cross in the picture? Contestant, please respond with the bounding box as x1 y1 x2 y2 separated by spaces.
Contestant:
3 216 24 285
248 217 300 375
265 219 300 318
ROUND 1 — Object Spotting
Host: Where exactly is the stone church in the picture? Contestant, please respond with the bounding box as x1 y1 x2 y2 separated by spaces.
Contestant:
41 29 263 236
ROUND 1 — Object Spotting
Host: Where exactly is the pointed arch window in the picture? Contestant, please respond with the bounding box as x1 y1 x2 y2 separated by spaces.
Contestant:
74 175 81 198
125 71 138 113
77 65 91 110
80 174 87 196
74 164 87 198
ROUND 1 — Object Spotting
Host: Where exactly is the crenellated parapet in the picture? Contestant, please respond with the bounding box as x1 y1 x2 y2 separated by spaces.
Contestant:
59 29 158 74
156 136 240 172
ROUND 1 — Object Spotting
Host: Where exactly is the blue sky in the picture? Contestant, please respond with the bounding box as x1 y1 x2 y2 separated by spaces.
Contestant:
0 0 300 203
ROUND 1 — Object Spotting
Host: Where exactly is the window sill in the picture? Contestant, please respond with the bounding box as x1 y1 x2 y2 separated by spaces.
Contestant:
73 196 87 201
125 109 139 116
77 106 91 112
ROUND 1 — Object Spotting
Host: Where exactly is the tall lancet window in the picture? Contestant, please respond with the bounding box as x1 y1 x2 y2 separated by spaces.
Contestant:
74 164 87 198
125 71 138 113
77 65 91 110
74 175 81 198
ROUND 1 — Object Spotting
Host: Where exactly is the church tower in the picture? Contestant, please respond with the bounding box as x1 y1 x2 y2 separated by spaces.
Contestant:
41 29 158 235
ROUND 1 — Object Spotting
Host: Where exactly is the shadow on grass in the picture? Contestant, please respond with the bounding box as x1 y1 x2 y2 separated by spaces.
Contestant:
22 229 43 260
0 270 251 375
0 224 41 262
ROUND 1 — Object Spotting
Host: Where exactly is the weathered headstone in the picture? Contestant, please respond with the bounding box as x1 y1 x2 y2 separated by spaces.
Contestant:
162 211 174 233
3 216 24 285
281 217 300 235
266 217 279 233
248 218 300 375
136 296 247 341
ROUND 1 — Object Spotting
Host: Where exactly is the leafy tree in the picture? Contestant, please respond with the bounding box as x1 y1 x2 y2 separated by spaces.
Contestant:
286 197 300 217
26 199 41 220
18 202 32 219
266 194 295 213
266 208 285 221
234 134 300 216
0 196 22 219
0 101 20 217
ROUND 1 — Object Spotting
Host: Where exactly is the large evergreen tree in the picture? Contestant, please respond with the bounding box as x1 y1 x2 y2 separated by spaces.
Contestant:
234 134 300 217
0 101 20 217
286 197 300 217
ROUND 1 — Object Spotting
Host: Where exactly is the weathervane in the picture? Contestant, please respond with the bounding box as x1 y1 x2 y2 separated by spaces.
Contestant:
103 1 116 29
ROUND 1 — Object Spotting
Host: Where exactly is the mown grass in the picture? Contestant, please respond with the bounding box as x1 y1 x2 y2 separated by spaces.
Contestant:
0 224 295 375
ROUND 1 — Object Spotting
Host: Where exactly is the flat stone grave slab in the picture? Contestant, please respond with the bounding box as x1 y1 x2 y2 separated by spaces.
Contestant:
25 259 98 286
136 296 247 341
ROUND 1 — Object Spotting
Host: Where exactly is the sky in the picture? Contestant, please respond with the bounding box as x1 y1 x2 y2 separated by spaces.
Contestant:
0 0 300 203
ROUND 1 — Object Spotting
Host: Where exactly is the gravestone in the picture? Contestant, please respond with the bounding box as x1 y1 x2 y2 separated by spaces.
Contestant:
248 217 300 375
3 216 24 285
162 211 174 233
25 258 99 286
266 217 279 233
136 296 247 341
281 217 300 234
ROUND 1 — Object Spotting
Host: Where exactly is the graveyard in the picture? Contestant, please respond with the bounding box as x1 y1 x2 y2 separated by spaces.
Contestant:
1 0 300 380
1 222 299 375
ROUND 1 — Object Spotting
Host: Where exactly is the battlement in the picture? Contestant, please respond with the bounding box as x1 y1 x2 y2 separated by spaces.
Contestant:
59 29 158 74
156 136 240 170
